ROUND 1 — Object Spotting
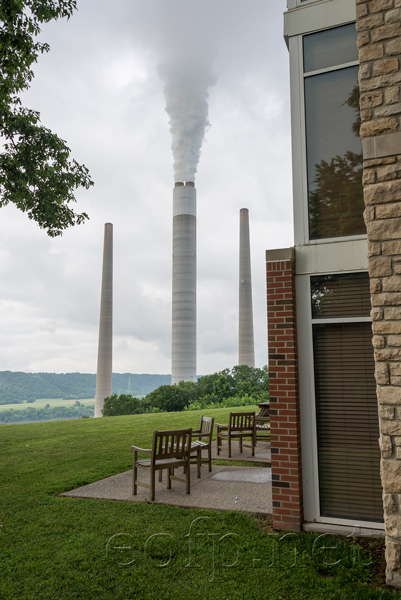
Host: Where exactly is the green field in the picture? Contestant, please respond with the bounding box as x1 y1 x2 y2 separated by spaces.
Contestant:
0 397 95 411
0 407 397 600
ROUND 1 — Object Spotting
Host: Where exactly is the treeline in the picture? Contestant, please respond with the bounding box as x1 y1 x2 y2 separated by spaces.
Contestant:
103 365 269 416
0 402 94 423
0 372 171 404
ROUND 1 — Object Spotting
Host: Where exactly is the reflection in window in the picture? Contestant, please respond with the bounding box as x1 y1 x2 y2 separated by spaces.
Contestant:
311 272 371 319
305 68 364 239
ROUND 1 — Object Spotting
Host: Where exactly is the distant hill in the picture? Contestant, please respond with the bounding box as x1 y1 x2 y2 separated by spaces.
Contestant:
0 372 171 404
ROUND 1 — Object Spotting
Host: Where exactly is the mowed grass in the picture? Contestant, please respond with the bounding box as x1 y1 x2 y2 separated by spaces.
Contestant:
0 407 398 600
0 397 95 411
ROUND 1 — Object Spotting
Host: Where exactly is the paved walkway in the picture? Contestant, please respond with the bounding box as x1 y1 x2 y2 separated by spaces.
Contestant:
61 440 272 516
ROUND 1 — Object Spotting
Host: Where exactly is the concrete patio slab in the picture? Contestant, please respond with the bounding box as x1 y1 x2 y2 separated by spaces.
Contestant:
60 441 272 516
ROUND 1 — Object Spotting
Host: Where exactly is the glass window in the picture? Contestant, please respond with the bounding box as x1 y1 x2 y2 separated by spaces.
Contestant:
305 66 364 239
311 272 371 319
304 24 358 73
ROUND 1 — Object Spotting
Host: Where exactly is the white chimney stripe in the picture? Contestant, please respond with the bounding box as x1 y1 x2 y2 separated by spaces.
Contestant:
173 188 196 217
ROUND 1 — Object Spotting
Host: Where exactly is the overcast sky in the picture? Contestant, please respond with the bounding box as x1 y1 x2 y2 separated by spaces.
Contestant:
0 0 293 377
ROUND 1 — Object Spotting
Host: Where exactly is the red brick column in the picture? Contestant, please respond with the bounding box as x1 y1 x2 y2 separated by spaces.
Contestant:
266 248 303 531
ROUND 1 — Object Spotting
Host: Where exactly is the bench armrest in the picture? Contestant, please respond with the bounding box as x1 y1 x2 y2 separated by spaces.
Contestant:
130 445 151 453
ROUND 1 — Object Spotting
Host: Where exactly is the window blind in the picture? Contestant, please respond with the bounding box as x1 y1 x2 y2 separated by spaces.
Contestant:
313 322 383 521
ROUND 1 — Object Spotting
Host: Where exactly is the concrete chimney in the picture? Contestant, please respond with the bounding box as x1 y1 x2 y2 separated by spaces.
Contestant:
171 182 196 384
94 223 113 417
239 208 255 367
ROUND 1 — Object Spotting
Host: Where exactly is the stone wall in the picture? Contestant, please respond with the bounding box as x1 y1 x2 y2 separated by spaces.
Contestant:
356 0 401 587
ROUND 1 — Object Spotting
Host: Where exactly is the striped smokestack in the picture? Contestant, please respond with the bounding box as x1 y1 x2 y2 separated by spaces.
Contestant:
94 223 113 417
171 181 196 384
239 208 255 367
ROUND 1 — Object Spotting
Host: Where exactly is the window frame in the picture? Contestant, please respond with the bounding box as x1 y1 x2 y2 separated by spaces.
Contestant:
290 25 364 246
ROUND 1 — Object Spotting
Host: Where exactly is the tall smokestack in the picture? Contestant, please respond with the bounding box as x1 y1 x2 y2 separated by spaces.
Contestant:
239 208 255 367
171 181 196 384
94 223 113 417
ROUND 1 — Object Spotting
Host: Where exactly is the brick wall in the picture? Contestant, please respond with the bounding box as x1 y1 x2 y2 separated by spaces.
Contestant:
266 248 303 531
356 0 401 587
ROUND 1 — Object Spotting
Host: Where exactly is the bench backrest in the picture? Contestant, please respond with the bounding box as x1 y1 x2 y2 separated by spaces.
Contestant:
152 428 192 462
199 416 214 438
229 412 255 432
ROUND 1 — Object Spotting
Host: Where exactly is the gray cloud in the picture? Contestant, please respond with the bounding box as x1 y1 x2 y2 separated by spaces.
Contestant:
0 0 291 376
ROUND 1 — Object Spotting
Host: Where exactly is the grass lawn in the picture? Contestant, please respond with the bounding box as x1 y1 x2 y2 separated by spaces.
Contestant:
0 407 399 600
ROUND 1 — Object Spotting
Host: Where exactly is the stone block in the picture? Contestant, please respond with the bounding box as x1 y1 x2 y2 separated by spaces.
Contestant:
378 385 401 405
359 63 372 80
395 437 401 446
376 163 401 181
391 364 401 376
384 307 401 320
381 458 401 491
376 361 390 383
360 117 399 137
375 347 401 361
375 103 401 117
397 447 401 459
381 435 393 457
392 376 401 385
386 37 401 56
357 14 384 32
385 514 401 538
385 9 401 24
373 58 400 77
376 203 401 218
372 307 384 320
394 262 401 274
364 205 375 223
361 108 373 122
369 256 393 276
371 278 383 293
360 71 401 92
383 276 401 292
374 320 401 334
358 31 371 48
381 420 401 434
370 0 395 11
368 241 382 256
372 293 401 308
365 157 397 167
373 334 386 347
386 569 401 589
367 217 401 241
361 90 384 109
383 241 401 255
384 493 398 513
388 335 401 346
379 405 395 419
364 179 401 205
385 86 401 105
356 2 369 18
372 23 401 43
385 540 401 572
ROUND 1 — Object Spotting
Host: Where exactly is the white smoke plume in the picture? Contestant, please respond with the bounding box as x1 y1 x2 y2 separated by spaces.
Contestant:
159 59 216 183
156 3 217 184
